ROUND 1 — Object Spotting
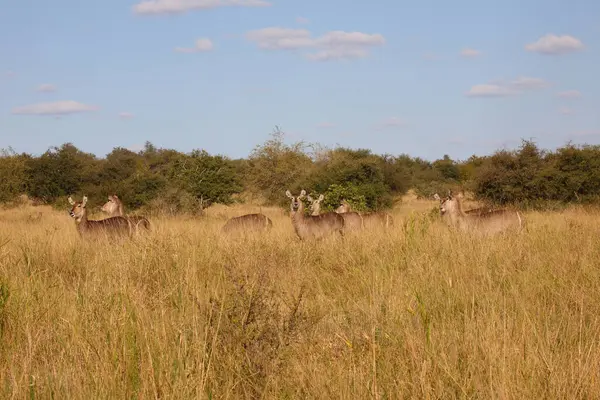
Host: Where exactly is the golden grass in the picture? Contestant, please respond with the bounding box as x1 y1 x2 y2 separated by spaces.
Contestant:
1 198 600 399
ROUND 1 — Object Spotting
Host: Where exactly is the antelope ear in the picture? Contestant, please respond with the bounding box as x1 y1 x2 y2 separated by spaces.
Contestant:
113 195 119 200
318 194 324 201
447 189 453 199
306 195 314 202
68 196 75 205
82 196 88 207
299 189 306 198
433 193 441 201
285 190 293 198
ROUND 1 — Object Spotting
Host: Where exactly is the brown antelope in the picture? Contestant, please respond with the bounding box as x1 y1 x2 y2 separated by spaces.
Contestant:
433 193 491 216
221 213 273 234
101 194 150 231
435 191 523 234
308 195 363 231
68 196 131 239
336 199 393 229
286 190 344 240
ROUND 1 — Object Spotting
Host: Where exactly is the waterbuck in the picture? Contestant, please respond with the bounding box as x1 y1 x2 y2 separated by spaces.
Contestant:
336 199 393 229
101 194 150 231
68 196 131 239
435 191 523 234
308 195 363 231
286 190 344 240
221 213 273 235
433 193 491 216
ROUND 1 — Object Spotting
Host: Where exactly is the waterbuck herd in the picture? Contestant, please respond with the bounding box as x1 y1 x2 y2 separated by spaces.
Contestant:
66 187 524 241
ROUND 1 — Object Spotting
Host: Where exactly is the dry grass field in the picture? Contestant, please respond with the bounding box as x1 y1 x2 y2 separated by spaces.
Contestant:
1 195 600 399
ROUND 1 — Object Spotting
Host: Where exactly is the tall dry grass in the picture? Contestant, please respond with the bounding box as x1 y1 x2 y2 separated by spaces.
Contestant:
1 199 600 399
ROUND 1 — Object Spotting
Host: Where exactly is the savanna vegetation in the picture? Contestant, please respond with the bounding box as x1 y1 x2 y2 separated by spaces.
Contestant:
1 128 600 398
3 127 600 213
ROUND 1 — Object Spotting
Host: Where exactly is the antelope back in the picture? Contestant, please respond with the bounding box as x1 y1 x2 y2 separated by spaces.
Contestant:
362 212 394 228
221 213 273 234
439 195 523 234
340 212 363 231
298 212 345 239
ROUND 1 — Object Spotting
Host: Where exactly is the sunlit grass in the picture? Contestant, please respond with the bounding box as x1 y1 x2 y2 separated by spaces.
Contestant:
1 199 600 398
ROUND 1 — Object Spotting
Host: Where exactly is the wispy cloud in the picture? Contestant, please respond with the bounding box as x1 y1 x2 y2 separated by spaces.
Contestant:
245 27 385 61
466 76 549 97
557 90 581 99
559 107 575 116
119 112 134 119
36 83 57 93
460 48 481 57
525 34 584 55
175 38 214 53
11 100 98 116
133 0 270 15
296 16 309 24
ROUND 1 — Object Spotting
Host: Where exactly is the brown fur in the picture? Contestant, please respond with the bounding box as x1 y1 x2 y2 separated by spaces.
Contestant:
310 195 363 231
286 190 344 240
101 194 151 231
68 196 131 239
335 199 393 229
435 192 523 234
221 213 273 234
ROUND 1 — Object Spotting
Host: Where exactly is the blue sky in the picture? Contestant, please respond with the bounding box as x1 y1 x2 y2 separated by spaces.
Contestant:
1 0 598 161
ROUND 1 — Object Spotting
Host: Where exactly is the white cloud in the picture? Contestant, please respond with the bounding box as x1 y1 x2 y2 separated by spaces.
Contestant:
317 122 335 128
175 38 214 53
37 84 57 93
245 27 385 61
460 48 481 57
525 34 584 55
559 107 575 115
296 16 309 24
466 84 516 97
11 100 97 116
119 112 134 119
510 76 549 90
377 117 407 129
558 90 581 98
246 28 313 50
467 76 549 97
133 0 270 15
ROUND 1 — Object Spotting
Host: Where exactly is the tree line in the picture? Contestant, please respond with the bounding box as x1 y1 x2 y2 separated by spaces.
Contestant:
1 128 599 213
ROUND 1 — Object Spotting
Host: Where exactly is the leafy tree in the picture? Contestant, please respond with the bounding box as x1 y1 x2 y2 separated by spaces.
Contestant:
171 150 242 207
0 148 28 202
246 127 314 205
25 143 99 204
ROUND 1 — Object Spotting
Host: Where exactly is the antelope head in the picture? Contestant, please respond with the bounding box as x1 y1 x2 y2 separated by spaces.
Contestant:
286 189 306 213
307 194 324 216
101 195 120 216
438 190 466 217
335 199 351 213
68 196 88 222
